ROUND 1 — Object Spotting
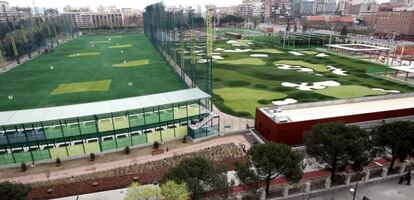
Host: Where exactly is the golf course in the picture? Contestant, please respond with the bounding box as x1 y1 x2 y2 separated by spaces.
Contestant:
0 33 187 111
182 38 414 118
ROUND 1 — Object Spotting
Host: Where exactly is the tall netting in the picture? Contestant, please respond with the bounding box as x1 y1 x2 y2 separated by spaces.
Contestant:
144 3 212 97
0 15 77 64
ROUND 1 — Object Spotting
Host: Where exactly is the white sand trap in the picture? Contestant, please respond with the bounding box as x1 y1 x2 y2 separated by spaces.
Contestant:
281 81 341 91
197 53 206 56
289 51 304 56
224 48 252 53
194 50 203 53
215 48 224 51
196 59 207 63
372 88 400 93
275 64 314 73
250 54 268 58
315 73 324 76
212 52 221 55
316 53 329 57
272 98 298 106
281 82 298 87
327 65 348 76
226 40 238 44
212 55 224 60
298 68 313 72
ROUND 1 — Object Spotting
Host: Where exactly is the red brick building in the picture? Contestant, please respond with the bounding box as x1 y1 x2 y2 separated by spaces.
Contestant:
374 11 414 37
255 96 414 145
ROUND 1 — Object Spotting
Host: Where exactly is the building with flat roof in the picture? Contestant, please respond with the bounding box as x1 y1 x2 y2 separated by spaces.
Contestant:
0 88 219 166
255 94 414 145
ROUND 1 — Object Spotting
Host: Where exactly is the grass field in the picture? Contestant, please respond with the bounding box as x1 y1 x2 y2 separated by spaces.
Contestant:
0 33 186 111
189 39 414 118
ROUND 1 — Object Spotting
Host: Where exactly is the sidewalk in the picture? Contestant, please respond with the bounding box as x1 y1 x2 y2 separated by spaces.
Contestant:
0 133 253 185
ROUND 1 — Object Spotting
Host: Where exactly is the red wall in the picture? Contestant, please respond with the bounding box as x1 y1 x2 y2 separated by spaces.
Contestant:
255 107 414 145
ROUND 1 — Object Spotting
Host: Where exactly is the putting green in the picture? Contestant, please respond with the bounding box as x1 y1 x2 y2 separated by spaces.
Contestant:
112 59 150 67
216 58 266 66
50 80 112 95
314 85 386 99
300 51 318 55
108 44 133 49
214 87 287 117
273 60 328 72
89 41 111 44
68 52 101 57
252 49 283 54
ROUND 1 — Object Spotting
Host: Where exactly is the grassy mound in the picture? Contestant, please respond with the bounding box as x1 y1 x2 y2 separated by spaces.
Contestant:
252 49 283 54
273 60 328 72
314 85 386 99
216 58 265 65
214 87 287 117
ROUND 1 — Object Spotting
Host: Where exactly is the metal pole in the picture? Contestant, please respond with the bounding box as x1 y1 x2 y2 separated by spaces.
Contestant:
352 180 359 200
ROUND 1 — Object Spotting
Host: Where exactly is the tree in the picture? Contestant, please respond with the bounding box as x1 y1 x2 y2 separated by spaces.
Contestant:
304 122 371 182
0 181 31 200
247 142 303 195
160 180 190 200
234 161 259 192
340 25 348 36
124 182 162 200
372 121 414 171
162 157 228 199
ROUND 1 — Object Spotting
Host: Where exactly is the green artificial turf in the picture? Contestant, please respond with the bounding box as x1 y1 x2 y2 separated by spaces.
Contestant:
314 85 386 99
273 60 329 72
214 87 287 117
200 39 414 118
216 58 265 65
0 33 187 111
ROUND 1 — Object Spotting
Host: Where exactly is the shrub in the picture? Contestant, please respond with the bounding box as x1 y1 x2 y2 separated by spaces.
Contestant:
89 153 96 161
153 141 160 149
56 157 61 166
125 146 131 155
182 136 187 143
20 163 27 172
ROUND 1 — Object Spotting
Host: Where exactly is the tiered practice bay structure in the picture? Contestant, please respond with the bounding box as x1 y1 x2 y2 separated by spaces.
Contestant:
0 88 218 165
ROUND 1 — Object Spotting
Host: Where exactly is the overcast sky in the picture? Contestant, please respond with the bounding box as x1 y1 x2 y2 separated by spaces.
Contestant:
10 0 243 11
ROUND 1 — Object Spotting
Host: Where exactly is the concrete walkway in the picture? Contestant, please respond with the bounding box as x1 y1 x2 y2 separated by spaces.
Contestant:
308 177 414 200
0 133 253 185
213 106 254 133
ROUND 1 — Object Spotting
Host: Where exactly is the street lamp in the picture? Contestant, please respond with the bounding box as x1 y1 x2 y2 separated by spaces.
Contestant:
349 179 359 200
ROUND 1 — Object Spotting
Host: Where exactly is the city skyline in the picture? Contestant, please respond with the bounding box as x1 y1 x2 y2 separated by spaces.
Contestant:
9 0 243 10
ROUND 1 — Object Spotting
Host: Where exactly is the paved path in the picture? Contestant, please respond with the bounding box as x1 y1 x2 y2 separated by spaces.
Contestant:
0 133 253 184
308 177 414 200
213 106 254 133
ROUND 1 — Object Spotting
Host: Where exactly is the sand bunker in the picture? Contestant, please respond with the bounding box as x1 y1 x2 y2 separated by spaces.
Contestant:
196 59 208 63
272 98 298 106
316 53 329 57
212 55 224 60
226 40 253 47
224 48 252 53
250 54 268 58
327 65 348 76
215 48 224 51
212 52 221 55
289 51 304 56
275 64 314 73
372 88 400 93
281 81 341 91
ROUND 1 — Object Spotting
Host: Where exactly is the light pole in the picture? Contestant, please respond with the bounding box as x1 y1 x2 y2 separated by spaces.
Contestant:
349 179 359 200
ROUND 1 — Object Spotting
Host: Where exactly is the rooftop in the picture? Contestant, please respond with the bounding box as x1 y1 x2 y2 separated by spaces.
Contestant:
260 96 414 123
0 88 210 126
